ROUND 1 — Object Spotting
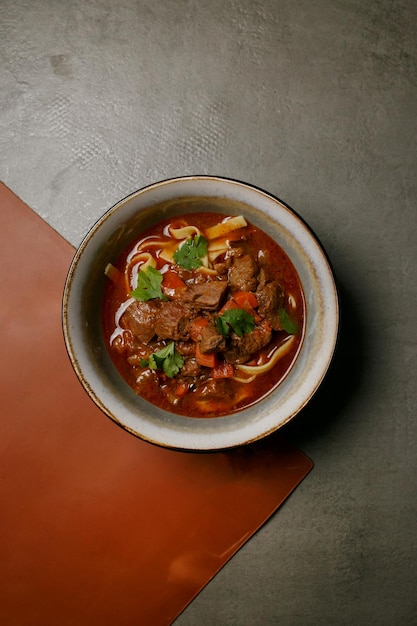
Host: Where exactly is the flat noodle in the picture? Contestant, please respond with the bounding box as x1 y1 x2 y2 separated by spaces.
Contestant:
169 225 201 239
198 266 219 276
125 252 156 291
137 240 172 251
205 215 247 240
231 374 256 383
104 263 122 283
160 242 220 274
127 238 166 260
235 335 296 376
126 252 156 271
207 240 229 262
159 246 176 263
158 226 202 263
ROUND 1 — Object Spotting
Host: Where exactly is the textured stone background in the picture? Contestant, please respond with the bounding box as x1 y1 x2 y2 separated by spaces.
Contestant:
1 1 416 624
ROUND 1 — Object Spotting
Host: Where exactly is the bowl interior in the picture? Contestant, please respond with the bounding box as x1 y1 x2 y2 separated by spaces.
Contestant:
63 177 338 450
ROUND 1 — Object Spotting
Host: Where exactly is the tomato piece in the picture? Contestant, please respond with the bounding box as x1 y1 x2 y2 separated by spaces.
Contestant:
231 291 261 321
189 317 209 341
174 381 190 397
212 362 235 379
195 343 218 368
218 298 239 316
233 291 258 309
162 270 186 293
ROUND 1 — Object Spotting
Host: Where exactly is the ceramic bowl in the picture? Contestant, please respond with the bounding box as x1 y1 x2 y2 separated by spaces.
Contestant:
62 176 338 450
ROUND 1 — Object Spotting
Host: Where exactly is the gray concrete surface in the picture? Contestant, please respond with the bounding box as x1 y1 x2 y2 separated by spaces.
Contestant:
1 1 416 624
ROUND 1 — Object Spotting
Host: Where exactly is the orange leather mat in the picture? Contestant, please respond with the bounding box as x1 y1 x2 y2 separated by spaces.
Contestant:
0 182 313 626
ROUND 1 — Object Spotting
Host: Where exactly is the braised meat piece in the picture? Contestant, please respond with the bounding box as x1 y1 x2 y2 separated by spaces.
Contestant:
256 280 285 331
182 280 228 310
257 266 268 289
175 341 196 356
154 301 192 340
199 323 226 354
212 256 232 276
228 253 258 292
180 357 201 377
224 320 272 364
229 240 250 257
120 300 159 344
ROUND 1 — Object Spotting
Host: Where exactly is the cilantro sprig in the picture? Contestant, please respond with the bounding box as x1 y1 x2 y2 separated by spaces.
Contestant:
143 341 184 378
278 308 298 335
173 235 208 270
131 266 168 301
216 308 255 338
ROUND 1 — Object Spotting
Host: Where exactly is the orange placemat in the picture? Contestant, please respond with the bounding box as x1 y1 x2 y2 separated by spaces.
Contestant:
0 182 313 626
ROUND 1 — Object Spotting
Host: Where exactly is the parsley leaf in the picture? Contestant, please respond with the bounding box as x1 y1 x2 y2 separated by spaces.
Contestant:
216 308 255 338
148 341 184 378
279 308 298 335
131 266 168 301
173 235 208 270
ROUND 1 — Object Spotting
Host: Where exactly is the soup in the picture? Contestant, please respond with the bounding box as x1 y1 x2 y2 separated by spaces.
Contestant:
102 211 305 417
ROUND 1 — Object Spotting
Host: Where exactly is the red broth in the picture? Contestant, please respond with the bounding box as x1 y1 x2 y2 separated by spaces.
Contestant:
102 212 305 417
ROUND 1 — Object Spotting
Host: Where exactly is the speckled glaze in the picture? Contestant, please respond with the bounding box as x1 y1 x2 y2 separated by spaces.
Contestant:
62 176 338 450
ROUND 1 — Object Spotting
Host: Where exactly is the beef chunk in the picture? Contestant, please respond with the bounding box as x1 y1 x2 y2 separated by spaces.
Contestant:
228 254 258 292
224 320 272 364
175 341 196 356
180 357 201 377
182 280 228 310
212 256 232 276
229 240 250 257
199 323 226 354
154 301 191 340
120 300 159 344
256 280 285 331
257 267 269 289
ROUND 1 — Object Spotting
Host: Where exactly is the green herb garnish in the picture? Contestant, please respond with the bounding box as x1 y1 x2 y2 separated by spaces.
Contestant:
148 341 184 378
173 235 208 270
279 308 298 335
131 266 168 301
216 308 255 338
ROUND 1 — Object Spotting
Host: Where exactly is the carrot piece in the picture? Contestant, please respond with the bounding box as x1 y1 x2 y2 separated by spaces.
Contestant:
218 298 239 316
233 291 258 309
195 343 218 368
162 270 186 292
189 317 209 341
174 381 190 397
231 291 262 321
212 362 235 379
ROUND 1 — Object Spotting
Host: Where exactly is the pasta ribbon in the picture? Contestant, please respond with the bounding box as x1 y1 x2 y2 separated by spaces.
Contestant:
231 374 256 383
159 245 177 263
198 266 219 276
127 237 168 260
205 215 247 240
104 263 122 283
207 240 229 262
125 252 156 291
169 225 201 239
235 335 296 376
